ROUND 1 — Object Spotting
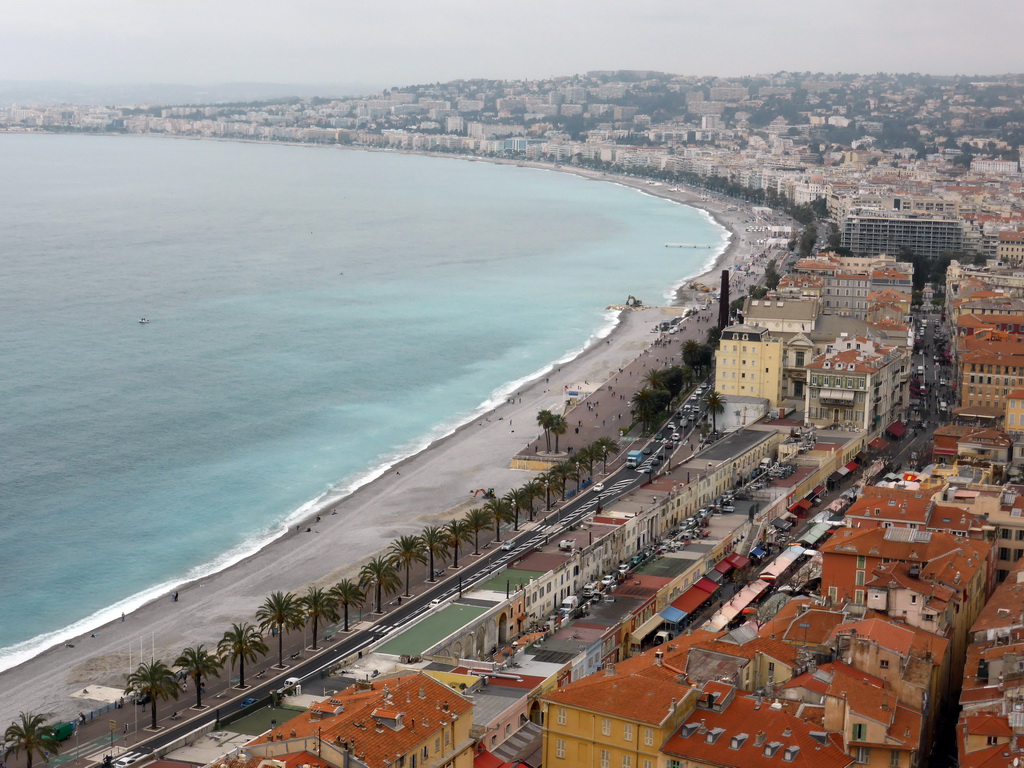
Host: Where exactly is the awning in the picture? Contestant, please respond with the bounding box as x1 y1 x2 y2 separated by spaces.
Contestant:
772 517 793 531
707 580 770 630
845 461 859 472
854 452 868 462
798 522 832 546
694 576 719 593
758 548 802 580
725 553 750 569
819 388 855 403
671 585 713 616
750 545 767 558
837 466 850 477
811 485 826 496
788 501 803 513
714 560 735 575
704 570 725 584
796 499 813 511
780 510 797 520
630 613 665 646
869 437 889 450
886 421 906 438
660 605 685 624
827 471 844 484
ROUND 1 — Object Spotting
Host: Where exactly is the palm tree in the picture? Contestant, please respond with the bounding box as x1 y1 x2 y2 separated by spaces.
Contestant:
546 464 569 502
256 591 304 668
444 518 473 568
682 339 702 368
299 586 340 650
174 645 223 710
564 459 584 493
550 414 568 452
389 535 428 596
125 660 180 730
705 390 726 434
464 507 493 555
643 368 666 391
329 579 365 632
359 555 401 613
218 622 267 689
536 409 555 452
3 713 60 768
631 387 658 432
505 486 531 531
484 497 515 542
680 364 696 391
521 478 544 521
574 444 597 481
592 437 620 472
421 526 450 580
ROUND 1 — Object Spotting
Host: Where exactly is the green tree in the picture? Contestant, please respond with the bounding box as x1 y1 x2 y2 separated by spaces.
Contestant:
704 390 726 434
299 586 340 650
574 444 597 481
680 365 696 391
256 591 304 668
421 525 450 580
174 645 224 709
3 713 61 768
483 497 515 542
388 534 428 596
464 507 493 555
359 555 401 613
217 622 268 689
521 478 544 522
125 659 180 730
764 259 780 289
631 387 658 432
682 339 702 368
643 368 666 391
547 462 571 500
504 486 531 531
444 518 473 568
592 436 620 472
550 414 568 452
536 409 555 452
329 579 364 632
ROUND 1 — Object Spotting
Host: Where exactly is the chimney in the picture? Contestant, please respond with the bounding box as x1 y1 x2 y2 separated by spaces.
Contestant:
755 731 767 747
605 664 616 676
654 650 664 666
698 719 707 734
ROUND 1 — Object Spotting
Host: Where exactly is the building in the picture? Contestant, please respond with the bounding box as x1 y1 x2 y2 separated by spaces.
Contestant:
841 210 965 259
804 335 906 433
714 325 783 405
957 329 1024 417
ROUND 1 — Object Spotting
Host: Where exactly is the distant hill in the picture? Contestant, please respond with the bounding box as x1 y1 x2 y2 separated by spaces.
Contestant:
0 81 381 107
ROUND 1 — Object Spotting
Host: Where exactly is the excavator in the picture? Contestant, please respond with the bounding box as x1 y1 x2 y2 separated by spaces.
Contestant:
471 488 496 499
625 295 643 307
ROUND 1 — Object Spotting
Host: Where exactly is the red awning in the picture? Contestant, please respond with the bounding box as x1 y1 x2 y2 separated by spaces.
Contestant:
886 421 906 438
811 485 825 496
671 585 713 616
725 553 751 569
788 502 803 513
869 437 889 450
796 499 813 511
694 577 719 593
845 461 859 471
714 560 735 574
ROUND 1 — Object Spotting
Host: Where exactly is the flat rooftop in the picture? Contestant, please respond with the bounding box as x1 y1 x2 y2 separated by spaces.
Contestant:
475 569 545 592
693 428 774 463
376 602 491 657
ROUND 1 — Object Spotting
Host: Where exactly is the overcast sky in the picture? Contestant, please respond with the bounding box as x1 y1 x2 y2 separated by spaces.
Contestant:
2 0 1020 90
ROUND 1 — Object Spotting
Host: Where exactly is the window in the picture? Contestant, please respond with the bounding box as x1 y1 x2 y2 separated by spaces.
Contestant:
828 586 838 602
602 718 611 736
987 736 999 745
1000 547 1011 561
622 757 632 768
644 728 654 747
557 707 566 725
888 749 900 767
643 761 653 768
852 723 867 741
857 555 867 568
768 662 775 673
856 746 871 764
880 659 889 669
855 589 865 605
910 594 917 605
623 723 633 742
556 739 565 759
600 750 610 768
410 756 416 768
855 570 865 586
435 738 441 753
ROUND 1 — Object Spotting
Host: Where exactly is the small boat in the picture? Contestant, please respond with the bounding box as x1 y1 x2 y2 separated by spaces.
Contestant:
139 318 150 324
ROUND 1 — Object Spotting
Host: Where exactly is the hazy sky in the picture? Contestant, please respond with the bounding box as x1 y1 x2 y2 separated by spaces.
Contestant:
2 0 1020 89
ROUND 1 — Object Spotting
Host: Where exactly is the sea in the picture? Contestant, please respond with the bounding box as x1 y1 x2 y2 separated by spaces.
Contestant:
0 134 726 673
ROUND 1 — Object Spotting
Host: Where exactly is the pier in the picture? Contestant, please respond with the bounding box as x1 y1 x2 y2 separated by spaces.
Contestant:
664 243 715 248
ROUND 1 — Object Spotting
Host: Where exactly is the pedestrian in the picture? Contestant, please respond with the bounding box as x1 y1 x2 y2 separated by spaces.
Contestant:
121 613 125 622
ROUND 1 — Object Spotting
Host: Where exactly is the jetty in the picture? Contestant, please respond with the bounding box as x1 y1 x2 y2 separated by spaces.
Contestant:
664 243 715 248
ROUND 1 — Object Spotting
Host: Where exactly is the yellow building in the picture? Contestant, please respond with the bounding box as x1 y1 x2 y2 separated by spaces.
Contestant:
714 324 783 406
541 652 698 768
1004 388 1024 432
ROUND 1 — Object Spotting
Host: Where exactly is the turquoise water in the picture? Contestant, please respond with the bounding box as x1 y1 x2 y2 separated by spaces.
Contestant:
0 135 726 670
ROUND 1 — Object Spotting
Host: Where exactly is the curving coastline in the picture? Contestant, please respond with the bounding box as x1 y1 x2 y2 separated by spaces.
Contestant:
0 144 768 723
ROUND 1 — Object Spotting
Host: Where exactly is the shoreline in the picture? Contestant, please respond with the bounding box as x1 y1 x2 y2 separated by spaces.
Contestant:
0 138 769 722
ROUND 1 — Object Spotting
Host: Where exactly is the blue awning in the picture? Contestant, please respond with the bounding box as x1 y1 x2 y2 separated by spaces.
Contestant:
750 545 767 558
660 605 686 623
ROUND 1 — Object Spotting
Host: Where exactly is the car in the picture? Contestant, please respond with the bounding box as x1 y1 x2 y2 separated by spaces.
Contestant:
112 750 152 768
240 697 258 709
429 598 445 608
593 483 605 493
500 541 514 551
671 432 681 441
601 574 617 586
939 378 947 386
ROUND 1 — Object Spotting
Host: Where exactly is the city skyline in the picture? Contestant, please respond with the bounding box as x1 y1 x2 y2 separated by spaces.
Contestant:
2 0 1021 92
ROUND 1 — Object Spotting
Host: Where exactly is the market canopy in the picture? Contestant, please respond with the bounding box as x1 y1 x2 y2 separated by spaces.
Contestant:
724 553 750 569
694 576 720 593
660 605 686 624
798 522 832 547
630 613 665 646
670 585 714 617
886 421 907 438
750 545 768 558
845 460 859 471
714 560 735 575
869 437 889 450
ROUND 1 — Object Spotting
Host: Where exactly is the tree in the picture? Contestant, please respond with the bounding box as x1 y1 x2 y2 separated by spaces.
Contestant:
359 555 401 613
4 713 61 768
592 436 620 472
546 463 570 501
256 591 304 668
125 660 180 730
444 518 473 568
521 478 544 522
682 339 702 368
550 414 568 452
299 586 340 650
574 444 597 480
464 506 493 554
680 365 696 391
704 390 726 434
536 409 554 452
764 259 780 289
483 497 515 542
217 622 268 689
643 368 666 391
504 486 530 531
174 645 223 709
631 387 658 432
329 579 364 632
421 526 450 580
388 534 428 596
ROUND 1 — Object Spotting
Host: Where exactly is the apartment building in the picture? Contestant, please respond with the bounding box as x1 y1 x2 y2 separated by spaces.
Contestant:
714 325 784 405
841 210 965 258
957 329 1024 416
804 335 906 432
996 230 1024 265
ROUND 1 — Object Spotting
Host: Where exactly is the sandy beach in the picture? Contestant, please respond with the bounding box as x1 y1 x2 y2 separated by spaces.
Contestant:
0 157 772 725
